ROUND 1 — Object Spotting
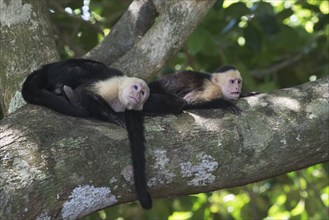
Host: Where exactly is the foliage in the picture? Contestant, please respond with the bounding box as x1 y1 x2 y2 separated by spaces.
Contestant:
170 0 329 91
45 0 328 219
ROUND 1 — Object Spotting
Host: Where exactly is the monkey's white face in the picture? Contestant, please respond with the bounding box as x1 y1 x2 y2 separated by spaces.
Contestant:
92 76 150 112
120 78 150 110
222 77 242 100
212 70 242 100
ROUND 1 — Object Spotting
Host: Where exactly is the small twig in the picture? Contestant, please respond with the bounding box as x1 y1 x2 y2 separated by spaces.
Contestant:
249 34 324 79
249 53 304 79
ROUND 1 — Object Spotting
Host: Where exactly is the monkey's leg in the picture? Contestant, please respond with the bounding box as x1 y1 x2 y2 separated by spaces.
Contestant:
78 90 127 127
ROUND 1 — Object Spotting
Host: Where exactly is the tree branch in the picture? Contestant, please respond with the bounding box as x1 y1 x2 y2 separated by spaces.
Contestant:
84 0 216 80
1 77 328 219
111 0 216 80
249 53 304 78
0 0 59 115
84 0 158 65
248 34 325 79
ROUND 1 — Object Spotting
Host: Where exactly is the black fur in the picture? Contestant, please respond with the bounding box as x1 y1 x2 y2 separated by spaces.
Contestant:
125 110 152 209
21 59 152 209
22 59 123 118
215 65 236 73
148 71 209 98
143 93 187 115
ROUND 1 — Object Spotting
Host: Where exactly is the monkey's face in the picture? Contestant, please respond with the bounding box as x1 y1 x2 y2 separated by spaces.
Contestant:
222 77 242 100
212 70 242 100
120 78 150 110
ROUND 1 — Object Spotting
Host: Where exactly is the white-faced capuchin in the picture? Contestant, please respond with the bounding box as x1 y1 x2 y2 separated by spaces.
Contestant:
143 65 257 114
21 59 152 209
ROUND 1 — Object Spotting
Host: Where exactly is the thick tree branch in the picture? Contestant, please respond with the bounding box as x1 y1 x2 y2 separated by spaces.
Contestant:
111 0 216 79
84 0 158 65
84 0 216 80
1 77 328 219
0 0 59 115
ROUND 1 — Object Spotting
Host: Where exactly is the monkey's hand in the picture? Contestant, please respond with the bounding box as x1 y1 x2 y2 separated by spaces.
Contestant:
224 104 242 114
113 114 127 129
186 98 242 114
240 91 261 98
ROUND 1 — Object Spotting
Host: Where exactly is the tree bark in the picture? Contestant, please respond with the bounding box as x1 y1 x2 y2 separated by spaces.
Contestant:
84 0 159 64
1 77 328 219
85 0 216 80
0 0 59 115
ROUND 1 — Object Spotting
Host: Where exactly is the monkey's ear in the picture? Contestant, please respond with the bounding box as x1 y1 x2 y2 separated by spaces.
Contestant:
211 75 219 84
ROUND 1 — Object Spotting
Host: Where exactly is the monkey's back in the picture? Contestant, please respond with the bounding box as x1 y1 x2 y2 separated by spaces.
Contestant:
149 71 211 98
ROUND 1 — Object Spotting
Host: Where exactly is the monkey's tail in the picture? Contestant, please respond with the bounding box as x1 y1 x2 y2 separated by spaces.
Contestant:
22 69 91 117
125 110 152 209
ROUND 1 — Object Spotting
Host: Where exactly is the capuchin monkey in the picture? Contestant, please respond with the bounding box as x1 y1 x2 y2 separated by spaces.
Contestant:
21 59 152 209
61 65 255 115
143 65 254 114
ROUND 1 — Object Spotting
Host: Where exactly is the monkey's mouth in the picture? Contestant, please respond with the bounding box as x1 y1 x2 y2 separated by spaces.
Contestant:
231 92 240 97
128 96 138 105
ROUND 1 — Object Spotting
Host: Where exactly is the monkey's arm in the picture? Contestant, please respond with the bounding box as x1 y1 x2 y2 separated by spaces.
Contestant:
143 93 188 115
143 94 241 115
185 98 241 114
77 88 126 127
63 85 81 107
239 91 261 98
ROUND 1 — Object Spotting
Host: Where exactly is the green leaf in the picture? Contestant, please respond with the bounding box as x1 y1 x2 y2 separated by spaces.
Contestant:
277 8 294 20
78 26 99 51
314 14 329 31
224 2 250 18
258 13 280 35
244 22 262 52
67 0 84 10
187 28 213 55
187 30 206 55
273 25 301 51
300 2 322 13
251 2 275 15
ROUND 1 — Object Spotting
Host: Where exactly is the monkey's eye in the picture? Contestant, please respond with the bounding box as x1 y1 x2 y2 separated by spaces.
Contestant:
238 80 242 84
133 85 138 90
230 79 235 84
141 91 145 96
